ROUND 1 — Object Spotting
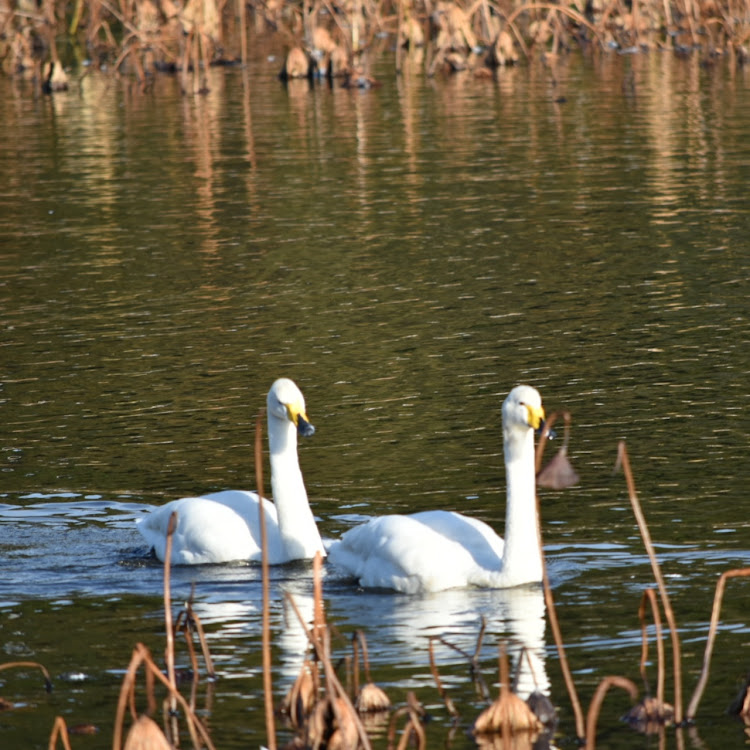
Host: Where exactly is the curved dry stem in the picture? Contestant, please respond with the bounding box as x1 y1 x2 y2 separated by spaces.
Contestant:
534 411 559 474
113 643 215 750
388 694 426 750
585 675 639 749
186 600 215 678
434 627 489 700
48 716 72 750
638 588 666 703
313 550 325 652
355 629 376 683
163 510 178 723
284 589 373 750
319 628 374 750
686 567 750 720
0 661 53 692
618 441 683 725
535 472 586 739
473 616 487 660
515 644 544 695
255 410 276 750
113 645 148 750
428 637 459 717
352 630 361 695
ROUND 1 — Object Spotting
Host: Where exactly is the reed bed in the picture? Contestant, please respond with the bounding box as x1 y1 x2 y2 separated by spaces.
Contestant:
1 0 748 90
2 414 750 749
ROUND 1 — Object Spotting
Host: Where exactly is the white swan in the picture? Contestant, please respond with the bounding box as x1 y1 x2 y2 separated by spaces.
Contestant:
326 385 546 593
136 378 325 565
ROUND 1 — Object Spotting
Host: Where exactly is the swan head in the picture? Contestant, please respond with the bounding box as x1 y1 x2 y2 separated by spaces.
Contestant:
267 378 315 437
503 385 545 434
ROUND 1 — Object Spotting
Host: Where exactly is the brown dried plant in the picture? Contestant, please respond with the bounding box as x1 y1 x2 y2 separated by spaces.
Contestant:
534 409 586 741
536 410 580 490
622 588 674 730
616 441 684 725
472 643 542 739
283 555 373 750
584 675 639 750
255 409 278 750
386 692 426 750
112 641 216 750
352 630 391 714
686 567 750 721
48 716 74 750
0 660 53 693
4 0 750 88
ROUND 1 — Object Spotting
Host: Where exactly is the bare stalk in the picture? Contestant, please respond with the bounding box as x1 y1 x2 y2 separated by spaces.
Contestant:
427 637 459 717
284 587 373 750
256 410 277 750
48 716 72 750
186 599 216 678
536 481 586 738
113 643 215 750
534 411 558 474
637 588 666 703
618 441 683 724
163 511 178 722
686 567 750 720
585 676 639 749
0 661 53 692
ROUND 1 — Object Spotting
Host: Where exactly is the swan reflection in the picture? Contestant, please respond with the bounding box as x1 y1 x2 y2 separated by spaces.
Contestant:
177 569 549 701
322 578 549 699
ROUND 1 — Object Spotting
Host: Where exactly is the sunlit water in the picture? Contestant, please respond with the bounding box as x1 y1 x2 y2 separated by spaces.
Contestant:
1 43 749 749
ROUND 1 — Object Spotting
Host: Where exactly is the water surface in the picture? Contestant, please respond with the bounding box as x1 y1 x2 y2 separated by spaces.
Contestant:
1 46 749 749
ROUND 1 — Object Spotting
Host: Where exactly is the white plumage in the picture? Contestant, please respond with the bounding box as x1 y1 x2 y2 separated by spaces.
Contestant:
136 378 325 565
326 385 546 593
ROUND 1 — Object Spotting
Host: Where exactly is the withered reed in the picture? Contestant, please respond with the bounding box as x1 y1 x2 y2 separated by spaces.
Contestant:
617 441 684 725
427 637 460 717
535 410 586 740
637 589 666 702
162 511 178 725
48 715 73 750
255 409 277 750
686 567 750 720
0 661 53 692
584 675 639 750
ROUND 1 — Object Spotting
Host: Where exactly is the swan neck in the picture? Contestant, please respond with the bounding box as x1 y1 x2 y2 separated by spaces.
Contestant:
267 413 324 559
501 427 542 583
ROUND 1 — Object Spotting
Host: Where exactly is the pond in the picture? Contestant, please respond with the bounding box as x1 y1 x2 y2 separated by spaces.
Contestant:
1 39 749 749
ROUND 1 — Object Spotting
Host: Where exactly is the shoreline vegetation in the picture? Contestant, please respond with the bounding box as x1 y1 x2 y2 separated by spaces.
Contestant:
1 0 749 93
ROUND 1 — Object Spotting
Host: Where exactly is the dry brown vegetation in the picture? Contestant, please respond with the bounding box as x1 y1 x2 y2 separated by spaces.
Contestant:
0 0 748 91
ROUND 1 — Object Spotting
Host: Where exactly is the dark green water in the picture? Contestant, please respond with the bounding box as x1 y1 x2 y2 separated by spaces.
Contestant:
1 42 749 749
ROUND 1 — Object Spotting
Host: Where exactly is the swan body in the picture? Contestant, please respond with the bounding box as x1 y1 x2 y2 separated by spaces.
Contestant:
326 385 545 593
136 378 325 565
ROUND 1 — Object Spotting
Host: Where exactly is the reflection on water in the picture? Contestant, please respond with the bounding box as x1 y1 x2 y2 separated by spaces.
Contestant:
1 46 749 749
327 581 549 700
